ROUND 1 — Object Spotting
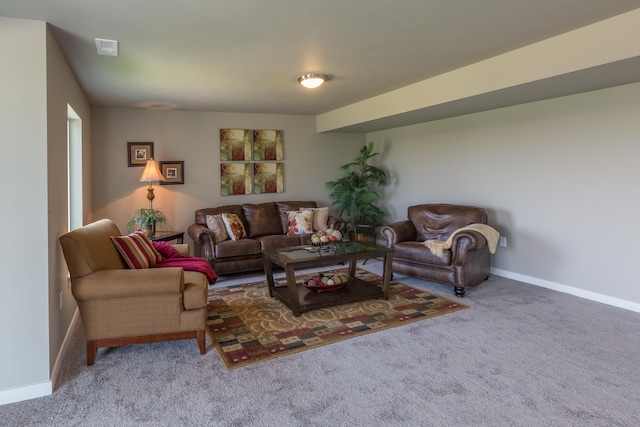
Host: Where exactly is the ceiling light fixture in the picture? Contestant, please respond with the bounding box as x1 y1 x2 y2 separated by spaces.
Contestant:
298 74 327 89
95 38 119 56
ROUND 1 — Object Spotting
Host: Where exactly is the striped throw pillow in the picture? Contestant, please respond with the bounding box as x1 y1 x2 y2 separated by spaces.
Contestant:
111 230 163 269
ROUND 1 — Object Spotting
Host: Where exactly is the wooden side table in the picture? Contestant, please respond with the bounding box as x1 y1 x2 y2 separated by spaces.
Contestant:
150 231 184 244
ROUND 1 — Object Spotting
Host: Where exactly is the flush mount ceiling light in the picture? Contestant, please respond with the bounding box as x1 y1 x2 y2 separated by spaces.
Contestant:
298 74 327 89
95 38 119 56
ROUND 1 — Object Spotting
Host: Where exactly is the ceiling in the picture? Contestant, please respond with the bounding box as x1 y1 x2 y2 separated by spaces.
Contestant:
2 0 640 131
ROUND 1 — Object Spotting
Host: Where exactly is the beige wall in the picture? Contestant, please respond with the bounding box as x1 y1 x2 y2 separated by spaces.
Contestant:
368 82 640 309
90 108 364 239
0 17 91 404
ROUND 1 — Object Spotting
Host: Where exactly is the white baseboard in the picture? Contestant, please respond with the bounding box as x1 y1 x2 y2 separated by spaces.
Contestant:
491 268 640 314
0 380 51 406
0 308 79 406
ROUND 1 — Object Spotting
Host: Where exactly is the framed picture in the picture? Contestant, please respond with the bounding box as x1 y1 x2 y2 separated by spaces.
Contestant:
127 142 154 167
159 161 184 185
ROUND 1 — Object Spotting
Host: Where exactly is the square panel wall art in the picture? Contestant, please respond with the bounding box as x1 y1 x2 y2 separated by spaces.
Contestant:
219 129 284 195
220 129 252 161
220 163 253 196
253 162 284 194
252 130 283 161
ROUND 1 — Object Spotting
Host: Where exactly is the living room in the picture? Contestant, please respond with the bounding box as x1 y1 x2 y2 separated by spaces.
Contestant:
2 2 640 421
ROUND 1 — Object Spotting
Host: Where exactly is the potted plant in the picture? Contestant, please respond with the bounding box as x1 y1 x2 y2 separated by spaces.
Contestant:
326 141 388 242
127 208 168 236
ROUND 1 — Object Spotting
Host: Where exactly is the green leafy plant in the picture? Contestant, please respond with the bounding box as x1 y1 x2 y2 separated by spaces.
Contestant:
127 208 168 235
326 141 388 234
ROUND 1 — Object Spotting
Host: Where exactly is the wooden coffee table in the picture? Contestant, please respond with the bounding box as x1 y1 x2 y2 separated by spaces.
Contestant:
262 241 394 316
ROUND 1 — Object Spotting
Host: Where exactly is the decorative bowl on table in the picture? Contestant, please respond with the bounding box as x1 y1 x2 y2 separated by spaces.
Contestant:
302 273 352 292
310 229 343 246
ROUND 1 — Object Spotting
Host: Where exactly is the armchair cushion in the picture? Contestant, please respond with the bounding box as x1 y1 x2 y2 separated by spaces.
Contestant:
110 230 162 269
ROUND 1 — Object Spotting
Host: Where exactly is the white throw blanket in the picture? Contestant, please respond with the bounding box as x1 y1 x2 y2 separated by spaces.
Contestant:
423 223 500 258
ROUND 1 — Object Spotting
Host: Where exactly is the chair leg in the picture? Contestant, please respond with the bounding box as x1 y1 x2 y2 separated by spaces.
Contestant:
86 340 97 366
197 330 206 354
454 286 465 298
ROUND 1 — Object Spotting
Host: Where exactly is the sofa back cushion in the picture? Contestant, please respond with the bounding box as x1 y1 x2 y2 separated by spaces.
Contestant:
242 202 283 238
195 205 246 227
276 201 318 234
408 204 487 241
59 219 127 279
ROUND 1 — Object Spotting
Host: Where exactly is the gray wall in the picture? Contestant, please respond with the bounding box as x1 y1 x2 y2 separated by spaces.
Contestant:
368 82 640 309
90 108 364 237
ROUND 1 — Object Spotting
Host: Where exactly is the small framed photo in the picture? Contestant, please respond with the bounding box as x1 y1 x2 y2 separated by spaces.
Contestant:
128 142 154 167
160 161 184 185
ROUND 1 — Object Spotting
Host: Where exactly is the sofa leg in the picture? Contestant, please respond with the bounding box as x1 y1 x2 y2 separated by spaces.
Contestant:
197 330 207 354
86 340 97 366
454 286 465 298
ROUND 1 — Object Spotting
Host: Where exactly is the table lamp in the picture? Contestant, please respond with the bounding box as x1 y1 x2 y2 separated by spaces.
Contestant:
139 158 165 210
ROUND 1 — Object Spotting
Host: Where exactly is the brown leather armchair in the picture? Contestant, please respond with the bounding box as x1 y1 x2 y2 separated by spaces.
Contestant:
59 219 208 365
380 204 492 297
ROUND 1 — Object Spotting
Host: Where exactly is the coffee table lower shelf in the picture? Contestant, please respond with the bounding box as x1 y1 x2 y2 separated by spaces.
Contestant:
270 277 384 316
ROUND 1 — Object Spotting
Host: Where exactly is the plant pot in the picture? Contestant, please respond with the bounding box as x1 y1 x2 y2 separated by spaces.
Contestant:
144 222 156 237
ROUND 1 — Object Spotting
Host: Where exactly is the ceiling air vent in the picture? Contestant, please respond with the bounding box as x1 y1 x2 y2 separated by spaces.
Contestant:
95 38 118 56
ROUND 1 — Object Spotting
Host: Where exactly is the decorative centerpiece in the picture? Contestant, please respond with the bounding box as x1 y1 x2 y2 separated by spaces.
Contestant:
303 272 351 292
310 229 343 246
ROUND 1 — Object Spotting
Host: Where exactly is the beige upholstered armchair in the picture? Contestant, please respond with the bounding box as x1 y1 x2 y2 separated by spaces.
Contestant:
380 204 495 297
59 219 208 365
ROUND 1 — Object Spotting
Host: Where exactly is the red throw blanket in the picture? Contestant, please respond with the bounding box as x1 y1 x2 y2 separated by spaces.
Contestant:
152 241 218 284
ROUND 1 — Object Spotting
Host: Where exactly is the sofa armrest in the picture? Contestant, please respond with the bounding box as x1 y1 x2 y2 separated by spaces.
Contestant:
71 268 184 302
450 230 488 263
172 243 190 256
380 220 417 247
187 223 215 259
328 216 346 232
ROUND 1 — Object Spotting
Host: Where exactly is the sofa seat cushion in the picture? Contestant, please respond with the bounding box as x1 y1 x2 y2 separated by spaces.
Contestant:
393 241 451 266
215 238 261 259
183 271 207 310
242 202 283 238
258 235 304 252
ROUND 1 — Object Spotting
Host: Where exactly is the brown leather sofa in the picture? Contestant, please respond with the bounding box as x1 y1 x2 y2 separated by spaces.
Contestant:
188 201 345 275
59 219 207 365
380 204 491 297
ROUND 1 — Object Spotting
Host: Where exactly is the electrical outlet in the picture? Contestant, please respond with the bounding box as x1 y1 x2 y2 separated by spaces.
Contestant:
499 236 507 247
59 291 64 310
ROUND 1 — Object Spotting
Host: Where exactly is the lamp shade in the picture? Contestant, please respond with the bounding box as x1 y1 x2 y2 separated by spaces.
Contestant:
139 159 165 182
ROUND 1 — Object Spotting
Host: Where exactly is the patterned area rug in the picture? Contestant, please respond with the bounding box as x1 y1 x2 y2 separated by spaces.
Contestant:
207 268 468 369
